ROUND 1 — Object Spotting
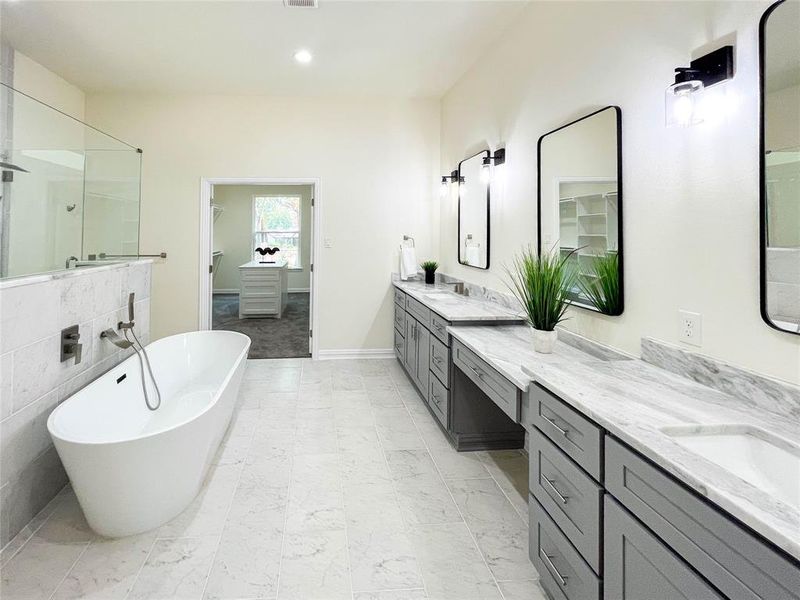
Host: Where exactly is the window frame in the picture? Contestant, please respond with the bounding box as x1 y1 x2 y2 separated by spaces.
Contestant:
251 194 303 270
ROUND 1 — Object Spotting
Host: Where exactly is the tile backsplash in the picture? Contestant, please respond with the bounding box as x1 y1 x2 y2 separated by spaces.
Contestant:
0 261 151 549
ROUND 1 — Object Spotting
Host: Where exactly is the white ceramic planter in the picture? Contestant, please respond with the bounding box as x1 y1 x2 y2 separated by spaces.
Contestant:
532 328 557 354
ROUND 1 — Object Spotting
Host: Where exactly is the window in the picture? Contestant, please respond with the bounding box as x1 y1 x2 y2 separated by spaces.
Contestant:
253 196 301 269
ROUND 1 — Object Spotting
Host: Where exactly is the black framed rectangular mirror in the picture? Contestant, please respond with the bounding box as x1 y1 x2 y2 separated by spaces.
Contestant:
458 150 490 269
537 106 623 315
760 0 800 335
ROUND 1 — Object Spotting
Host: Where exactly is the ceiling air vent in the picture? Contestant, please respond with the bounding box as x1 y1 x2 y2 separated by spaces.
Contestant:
284 0 318 8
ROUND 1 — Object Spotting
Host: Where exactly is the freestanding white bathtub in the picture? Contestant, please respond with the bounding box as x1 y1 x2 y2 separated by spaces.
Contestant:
48 330 251 538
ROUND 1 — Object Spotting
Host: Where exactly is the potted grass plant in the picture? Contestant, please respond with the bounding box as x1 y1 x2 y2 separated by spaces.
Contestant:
577 252 621 316
421 260 439 285
506 246 577 353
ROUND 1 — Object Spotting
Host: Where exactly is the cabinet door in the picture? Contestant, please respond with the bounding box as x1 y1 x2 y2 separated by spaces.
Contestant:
404 314 416 374
415 324 430 394
604 496 723 600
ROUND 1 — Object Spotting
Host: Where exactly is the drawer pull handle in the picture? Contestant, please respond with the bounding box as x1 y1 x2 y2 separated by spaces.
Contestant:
432 356 442 364
470 366 484 379
543 477 569 504
541 414 568 436
539 551 568 587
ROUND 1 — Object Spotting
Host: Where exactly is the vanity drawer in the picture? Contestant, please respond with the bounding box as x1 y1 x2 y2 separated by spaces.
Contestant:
606 437 800 600
452 339 519 422
240 269 279 283
428 374 448 428
530 428 603 574
429 336 449 388
394 304 406 333
405 296 431 327
394 288 406 309
530 384 603 481
394 328 405 361
530 495 600 600
429 313 450 344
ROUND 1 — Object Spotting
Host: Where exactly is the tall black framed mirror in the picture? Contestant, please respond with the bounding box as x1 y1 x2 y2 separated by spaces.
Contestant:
458 150 490 269
537 106 623 315
760 0 800 335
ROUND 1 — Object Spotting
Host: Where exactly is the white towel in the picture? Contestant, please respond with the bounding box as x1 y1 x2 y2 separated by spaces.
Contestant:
400 246 418 280
466 245 481 266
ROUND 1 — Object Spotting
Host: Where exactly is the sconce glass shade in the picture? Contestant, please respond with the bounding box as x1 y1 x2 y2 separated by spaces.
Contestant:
480 156 492 184
440 176 449 197
666 79 704 127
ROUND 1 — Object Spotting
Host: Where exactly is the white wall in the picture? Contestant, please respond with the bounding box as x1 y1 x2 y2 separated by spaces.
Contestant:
85 95 440 351
212 184 313 293
439 0 800 384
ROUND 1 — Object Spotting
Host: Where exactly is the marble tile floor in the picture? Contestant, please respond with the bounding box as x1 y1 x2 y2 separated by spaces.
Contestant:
0 358 545 600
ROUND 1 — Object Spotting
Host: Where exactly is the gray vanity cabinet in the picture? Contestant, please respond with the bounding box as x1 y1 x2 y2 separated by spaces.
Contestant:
404 313 429 393
395 288 451 430
529 383 800 600
404 313 416 373
604 496 724 600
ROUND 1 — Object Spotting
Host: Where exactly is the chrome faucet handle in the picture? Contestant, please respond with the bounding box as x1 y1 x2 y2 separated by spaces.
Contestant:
60 325 83 364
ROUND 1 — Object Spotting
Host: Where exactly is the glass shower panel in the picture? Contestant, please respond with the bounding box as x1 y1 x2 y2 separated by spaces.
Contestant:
0 83 141 280
82 150 141 260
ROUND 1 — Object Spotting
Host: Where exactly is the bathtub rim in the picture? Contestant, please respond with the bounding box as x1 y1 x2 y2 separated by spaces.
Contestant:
47 330 251 447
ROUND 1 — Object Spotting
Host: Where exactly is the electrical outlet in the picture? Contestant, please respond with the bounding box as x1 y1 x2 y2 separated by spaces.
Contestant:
324 238 333 248
678 310 702 347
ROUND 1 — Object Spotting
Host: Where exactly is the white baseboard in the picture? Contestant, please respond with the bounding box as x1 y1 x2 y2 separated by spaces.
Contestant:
316 348 395 360
288 288 310 293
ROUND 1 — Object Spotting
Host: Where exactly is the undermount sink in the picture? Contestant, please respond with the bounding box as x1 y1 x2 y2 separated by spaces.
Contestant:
422 292 461 302
661 425 800 509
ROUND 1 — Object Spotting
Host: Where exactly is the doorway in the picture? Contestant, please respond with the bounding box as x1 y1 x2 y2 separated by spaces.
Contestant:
198 178 320 359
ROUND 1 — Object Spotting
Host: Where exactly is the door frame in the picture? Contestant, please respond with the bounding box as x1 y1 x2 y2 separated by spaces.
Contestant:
198 176 321 358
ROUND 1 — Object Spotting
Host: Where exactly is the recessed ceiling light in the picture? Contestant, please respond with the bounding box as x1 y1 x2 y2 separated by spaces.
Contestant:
294 50 313 65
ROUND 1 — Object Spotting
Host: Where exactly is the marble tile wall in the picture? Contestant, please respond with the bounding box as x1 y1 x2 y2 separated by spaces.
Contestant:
0 261 152 549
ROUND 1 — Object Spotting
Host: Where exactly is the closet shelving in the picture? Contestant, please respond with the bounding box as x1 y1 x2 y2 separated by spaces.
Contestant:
558 188 618 282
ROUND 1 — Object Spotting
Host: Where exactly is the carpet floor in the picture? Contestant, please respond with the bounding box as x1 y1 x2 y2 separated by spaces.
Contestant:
212 292 311 359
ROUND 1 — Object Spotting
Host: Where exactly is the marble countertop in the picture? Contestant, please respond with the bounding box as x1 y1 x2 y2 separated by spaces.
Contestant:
447 324 800 561
240 260 287 268
447 325 629 391
392 279 523 322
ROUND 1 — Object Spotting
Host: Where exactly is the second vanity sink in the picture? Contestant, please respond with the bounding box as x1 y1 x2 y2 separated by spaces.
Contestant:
422 291 462 303
662 425 800 509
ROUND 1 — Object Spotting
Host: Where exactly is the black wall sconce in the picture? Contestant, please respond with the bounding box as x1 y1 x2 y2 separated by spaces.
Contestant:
440 169 460 197
480 148 506 184
666 45 734 127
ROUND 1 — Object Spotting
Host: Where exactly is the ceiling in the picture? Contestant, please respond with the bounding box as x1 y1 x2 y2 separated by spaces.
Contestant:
1 0 528 98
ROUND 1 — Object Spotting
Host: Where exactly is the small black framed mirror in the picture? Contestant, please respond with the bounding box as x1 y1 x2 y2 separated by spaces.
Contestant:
458 150 490 269
537 106 623 316
760 0 800 336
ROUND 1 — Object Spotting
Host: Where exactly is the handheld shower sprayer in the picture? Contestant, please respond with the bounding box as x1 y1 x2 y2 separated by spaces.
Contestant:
101 292 162 411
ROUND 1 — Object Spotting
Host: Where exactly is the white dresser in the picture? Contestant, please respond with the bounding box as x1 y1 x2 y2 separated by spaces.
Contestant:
238 260 289 318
